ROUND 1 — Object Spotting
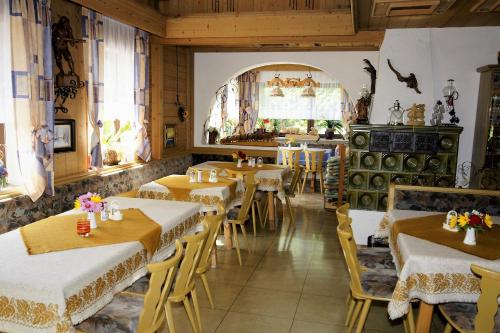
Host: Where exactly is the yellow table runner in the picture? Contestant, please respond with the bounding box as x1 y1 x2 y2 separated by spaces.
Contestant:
392 214 500 260
154 174 237 202
20 208 162 256
207 162 284 172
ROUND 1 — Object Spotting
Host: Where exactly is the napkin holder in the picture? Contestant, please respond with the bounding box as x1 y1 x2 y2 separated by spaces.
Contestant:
442 210 458 232
209 169 218 183
109 201 123 221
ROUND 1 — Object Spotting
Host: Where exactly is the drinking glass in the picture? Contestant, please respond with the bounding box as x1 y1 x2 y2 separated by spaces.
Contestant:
76 218 90 237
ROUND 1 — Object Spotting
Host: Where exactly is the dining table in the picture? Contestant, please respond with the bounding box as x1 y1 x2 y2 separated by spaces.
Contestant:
0 197 202 333
137 173 244 214
380 209 500 333
191 161 291 230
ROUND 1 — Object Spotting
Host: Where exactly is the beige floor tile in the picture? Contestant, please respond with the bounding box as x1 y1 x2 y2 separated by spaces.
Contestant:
362 302 406 333
205 264 255 286
216 311 292 333
246 267 308 292
302 275 350 299
295 293 347 325
214 248 263 268
230 286 301 319
290 320 347 333
194 279 243 310
257 255 311 271
161 303 226 333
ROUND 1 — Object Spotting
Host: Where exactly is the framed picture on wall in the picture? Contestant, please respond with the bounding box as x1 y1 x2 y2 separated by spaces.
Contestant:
164 124 176 149
54 119 76 153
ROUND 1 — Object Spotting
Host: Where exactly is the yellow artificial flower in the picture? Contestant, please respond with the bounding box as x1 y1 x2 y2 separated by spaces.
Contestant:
457 214 469 228
90 195 102 203
484 214 493 229
74 199 81 209
449 215 457 229
232 152 238 159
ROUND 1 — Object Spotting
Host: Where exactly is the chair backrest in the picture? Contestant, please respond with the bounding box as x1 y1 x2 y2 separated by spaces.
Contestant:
304 149 325 172
237 181 258 221
336 203 350 226
278 147 301 169
471 264 500 333
171 223 209 298
289 166 304 194
137 240 183 333
224 168 256 184
337 221 364 296
198 213 225 272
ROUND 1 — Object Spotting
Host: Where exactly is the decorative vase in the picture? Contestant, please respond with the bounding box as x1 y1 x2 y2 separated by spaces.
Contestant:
463 227 476 246
325 127 335 140
237 159 243 168
88 212 97 229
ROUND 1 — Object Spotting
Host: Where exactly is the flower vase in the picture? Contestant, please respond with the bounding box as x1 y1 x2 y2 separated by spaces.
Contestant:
463 227 476 246
88 212 97 229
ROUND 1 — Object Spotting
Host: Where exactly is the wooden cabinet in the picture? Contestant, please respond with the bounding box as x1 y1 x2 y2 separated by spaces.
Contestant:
348 124 462 211
470 65 500 190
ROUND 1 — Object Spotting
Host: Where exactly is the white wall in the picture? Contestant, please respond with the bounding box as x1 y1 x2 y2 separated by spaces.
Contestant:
194 51 379 147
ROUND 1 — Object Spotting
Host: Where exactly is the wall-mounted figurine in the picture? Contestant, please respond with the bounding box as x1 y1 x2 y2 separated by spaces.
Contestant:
387 59 421 94
52 16 85 113
363 59 377 95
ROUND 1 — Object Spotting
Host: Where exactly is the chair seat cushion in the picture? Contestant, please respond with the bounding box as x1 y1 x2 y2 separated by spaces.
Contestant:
360 270 399 299
357 247 396 270
227 207 240 220
440 302 500 333
76 293 143 333
124 275 150 294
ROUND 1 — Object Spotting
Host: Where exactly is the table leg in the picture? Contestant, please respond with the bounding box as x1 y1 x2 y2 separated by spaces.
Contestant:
415 302 434 333
224 224 232 250
267 192 276 230
211 248 217 268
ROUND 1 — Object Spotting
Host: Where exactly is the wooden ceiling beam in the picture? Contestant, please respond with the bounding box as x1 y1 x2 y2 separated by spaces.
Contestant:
152 31 384 48
69 0 166 36
164 10 356 39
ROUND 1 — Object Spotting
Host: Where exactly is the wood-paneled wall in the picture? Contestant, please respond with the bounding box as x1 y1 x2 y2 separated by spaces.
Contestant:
162 46 191 156
53 0 89 179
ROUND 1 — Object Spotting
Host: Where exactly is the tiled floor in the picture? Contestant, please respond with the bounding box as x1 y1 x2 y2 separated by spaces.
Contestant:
162 193 446 333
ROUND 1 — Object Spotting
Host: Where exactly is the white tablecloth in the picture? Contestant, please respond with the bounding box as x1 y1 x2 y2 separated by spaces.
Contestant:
0 197 201 333
384 210 500 320
193 161 291 200
138 175 244 213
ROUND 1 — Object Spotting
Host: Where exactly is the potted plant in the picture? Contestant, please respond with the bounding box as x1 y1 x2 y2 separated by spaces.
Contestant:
323 120 343 140
0 154 7 190
207 127 219 144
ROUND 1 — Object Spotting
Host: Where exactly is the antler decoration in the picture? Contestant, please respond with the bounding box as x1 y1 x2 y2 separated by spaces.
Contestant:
363 59 376 95
387 59 421 94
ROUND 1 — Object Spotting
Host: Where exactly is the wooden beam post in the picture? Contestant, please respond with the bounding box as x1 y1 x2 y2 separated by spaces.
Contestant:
69 0 166 36
151 42 164 160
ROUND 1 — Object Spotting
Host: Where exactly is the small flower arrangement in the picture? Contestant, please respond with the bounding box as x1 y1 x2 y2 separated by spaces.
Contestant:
285 137 297 146
449 210 493 231
231 151 246 162
74 193 104 213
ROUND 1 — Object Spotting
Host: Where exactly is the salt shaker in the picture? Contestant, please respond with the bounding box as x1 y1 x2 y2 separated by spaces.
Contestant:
197 170 203 182
189 169 196 183
100 202 109 221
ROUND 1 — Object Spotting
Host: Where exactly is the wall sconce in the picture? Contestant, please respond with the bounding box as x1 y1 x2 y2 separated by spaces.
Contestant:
442 79 460 125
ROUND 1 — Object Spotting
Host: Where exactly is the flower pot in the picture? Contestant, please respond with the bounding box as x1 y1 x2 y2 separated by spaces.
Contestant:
325 128 335 140
88 212 97 229
463 227 476 246
208 131 218 144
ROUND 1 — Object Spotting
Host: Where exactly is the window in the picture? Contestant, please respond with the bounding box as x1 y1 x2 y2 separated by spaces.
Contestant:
101 17 136 165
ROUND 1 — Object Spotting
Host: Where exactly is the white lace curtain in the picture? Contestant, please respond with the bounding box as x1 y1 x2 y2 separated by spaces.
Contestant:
258 71 343 120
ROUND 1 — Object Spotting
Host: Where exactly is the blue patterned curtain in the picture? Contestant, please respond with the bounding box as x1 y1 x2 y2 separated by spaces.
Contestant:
82 8 103 169
9 0 54 201
134 29 151 162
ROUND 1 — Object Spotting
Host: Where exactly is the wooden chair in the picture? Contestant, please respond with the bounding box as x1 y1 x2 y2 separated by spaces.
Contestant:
277 147 301 170
439 264 500 333
284 166 304 227
76 240 183 333
196 213 225 309
166 224 209 333
337 221 415 333
301 149 325 194
226 181 258 266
